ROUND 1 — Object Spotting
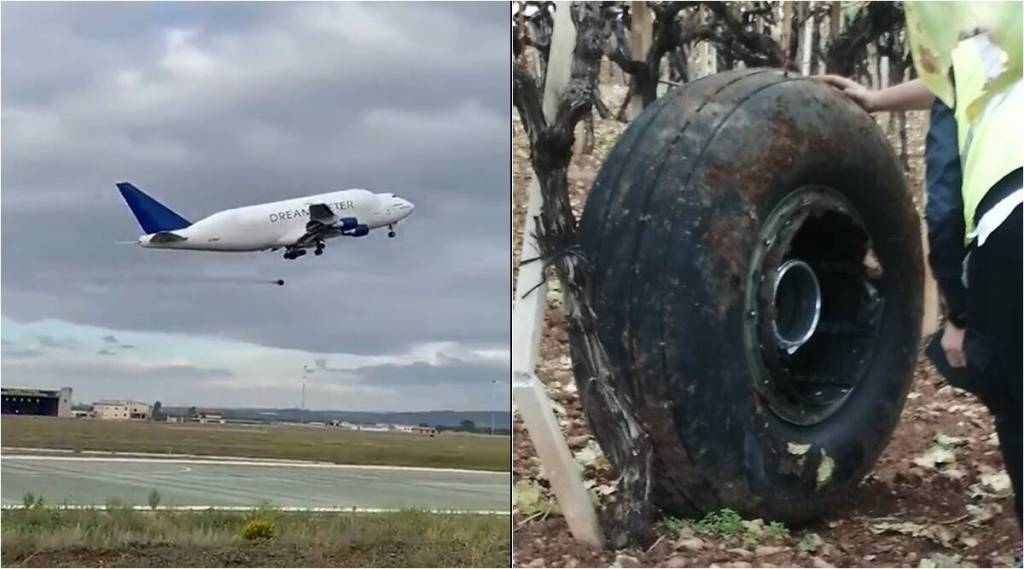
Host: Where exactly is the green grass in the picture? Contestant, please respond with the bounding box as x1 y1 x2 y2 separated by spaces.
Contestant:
1 508 509 567
1 416 510 472
661 508 790 543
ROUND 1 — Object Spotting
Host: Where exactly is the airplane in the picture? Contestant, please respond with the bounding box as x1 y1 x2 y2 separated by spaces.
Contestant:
116 182 414 260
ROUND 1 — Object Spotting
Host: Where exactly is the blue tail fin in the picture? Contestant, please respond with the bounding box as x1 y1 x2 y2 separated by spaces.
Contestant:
116 182 191 234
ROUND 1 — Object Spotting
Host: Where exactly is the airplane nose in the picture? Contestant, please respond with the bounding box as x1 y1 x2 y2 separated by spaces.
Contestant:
402 199 415 213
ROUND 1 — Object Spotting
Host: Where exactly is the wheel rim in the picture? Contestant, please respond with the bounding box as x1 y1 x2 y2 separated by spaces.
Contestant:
742 186 886 426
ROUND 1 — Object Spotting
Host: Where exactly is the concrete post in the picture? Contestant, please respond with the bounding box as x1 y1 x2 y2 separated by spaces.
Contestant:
513 4 605 550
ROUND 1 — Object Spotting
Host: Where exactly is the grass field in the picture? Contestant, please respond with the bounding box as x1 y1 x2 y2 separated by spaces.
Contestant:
1 416 510 472
1 507 510 567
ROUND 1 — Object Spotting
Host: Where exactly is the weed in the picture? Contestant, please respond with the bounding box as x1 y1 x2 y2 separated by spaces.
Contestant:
695 508 743 536
514 480 558 517
661 509 789 545
240 517 275 541
21 493 35 509
593 128 623 161
765 520 789 539
661 516 687 534
2 509 510 566
797 531 823 553
147 489 162 510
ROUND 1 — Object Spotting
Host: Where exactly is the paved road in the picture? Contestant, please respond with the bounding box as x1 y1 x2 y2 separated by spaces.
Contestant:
1 456 510 512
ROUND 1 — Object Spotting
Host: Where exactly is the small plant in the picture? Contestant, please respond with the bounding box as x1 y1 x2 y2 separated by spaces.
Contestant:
22 492 36 508
147 489 161 510
661 516 687 534
797 531 823 553
694 508 743 536
514 480 558 517
764 520 789 539
660 510 788 544
240 517 275 540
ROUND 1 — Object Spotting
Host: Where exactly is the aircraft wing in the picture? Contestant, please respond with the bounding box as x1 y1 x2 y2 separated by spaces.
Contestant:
293 203 338 248
308 203 336 225
149 231 188 244
304 203 336 234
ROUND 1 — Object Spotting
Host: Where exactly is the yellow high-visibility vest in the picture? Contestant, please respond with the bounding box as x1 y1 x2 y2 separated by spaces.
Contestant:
905 1 1023 239
950 38 1023 238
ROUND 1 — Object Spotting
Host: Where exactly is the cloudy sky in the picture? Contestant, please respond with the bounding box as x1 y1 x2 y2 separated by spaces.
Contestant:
1 2 510 411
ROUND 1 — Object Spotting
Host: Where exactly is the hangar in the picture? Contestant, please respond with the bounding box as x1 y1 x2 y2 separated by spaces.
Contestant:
1 387 72 417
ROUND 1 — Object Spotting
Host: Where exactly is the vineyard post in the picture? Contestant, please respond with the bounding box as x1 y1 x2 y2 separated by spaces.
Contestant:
801 1 814 75
511 4 605 550
627 1 653 118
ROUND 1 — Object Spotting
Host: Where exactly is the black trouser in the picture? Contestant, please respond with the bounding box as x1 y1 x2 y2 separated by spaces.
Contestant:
964 195 1023 523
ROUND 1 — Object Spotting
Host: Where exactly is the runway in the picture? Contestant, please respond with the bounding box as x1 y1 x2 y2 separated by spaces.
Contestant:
0 455 510 512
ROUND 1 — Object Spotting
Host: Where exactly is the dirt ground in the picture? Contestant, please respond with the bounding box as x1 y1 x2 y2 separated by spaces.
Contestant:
512 76 1020 568
9 542 499 568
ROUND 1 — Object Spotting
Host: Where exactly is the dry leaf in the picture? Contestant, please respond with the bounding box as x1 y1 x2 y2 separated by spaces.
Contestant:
912 444 956 469
788 442 811 455
817 449 834 489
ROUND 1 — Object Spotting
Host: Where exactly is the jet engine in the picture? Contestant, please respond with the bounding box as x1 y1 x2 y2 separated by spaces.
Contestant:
345 224 369 237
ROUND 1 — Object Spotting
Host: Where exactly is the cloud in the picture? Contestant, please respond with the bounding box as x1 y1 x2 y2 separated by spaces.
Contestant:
1 346 44 359
349 358 506 388
8 353 235 382
36 335 80 350
202 375 391 398
103 334 118 343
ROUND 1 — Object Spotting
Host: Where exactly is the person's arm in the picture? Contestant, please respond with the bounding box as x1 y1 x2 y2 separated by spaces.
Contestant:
815 76 934 113
923 97 968 321
923 97 970 367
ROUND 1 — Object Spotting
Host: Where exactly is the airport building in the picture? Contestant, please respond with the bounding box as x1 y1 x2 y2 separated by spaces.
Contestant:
333 421 393 432
1 386 73 417
394 424 439 436
93 400 151 420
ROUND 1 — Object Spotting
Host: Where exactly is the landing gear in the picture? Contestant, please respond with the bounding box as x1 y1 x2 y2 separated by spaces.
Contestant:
285 240 325 260
388 224 396 238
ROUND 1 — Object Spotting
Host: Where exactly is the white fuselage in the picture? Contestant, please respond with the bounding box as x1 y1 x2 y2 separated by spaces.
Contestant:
139 189 413 251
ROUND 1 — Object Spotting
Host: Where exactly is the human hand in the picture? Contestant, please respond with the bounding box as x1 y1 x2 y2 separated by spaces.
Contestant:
814 74 878 112
941 320 966 368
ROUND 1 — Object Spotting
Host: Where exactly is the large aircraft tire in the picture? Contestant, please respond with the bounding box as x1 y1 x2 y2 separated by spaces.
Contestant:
577 69 923 523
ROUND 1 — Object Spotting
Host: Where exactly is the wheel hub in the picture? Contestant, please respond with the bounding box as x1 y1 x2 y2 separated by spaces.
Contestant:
770 259 822 354
742 186 885 426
